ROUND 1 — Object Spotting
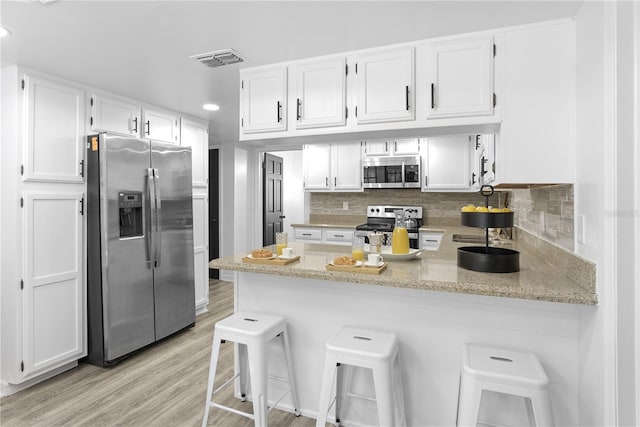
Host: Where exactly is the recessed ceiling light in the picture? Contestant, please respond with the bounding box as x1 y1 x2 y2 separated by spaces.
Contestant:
0 27 10 38
203 104 220 111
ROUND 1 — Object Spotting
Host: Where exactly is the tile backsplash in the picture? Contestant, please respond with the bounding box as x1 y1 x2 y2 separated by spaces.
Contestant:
309 184 575 251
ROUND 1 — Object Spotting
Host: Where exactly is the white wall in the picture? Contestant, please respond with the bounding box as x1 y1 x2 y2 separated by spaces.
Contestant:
269 150 304 238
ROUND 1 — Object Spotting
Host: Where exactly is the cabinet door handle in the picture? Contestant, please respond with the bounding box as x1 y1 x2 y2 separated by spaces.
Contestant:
277 101 282 123
296 98 301 120
325 177 329 187
405 85 410 111
334 177 337 186
425 175 428 186
385 141 388 153
145 120 150 135
302 233 312 236
471 172 477 185
132 117 138 133
430 83 435 109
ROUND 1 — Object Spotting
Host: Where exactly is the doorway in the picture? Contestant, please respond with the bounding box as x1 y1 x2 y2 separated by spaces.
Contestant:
208 148 220 279
263 153 284 246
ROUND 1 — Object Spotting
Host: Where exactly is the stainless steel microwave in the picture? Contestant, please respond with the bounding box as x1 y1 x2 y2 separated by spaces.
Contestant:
362 156 421 188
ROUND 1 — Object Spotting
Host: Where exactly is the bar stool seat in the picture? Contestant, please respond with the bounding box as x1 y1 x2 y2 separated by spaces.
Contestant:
202 312 300 427
457 343 554 426
316 326 406 427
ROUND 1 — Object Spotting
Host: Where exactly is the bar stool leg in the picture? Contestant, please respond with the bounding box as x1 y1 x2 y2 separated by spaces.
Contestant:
202 332 222 427
238 343 249 401
280 327 301 416
371 361 395 427
393 353 407 427
316 354 338 427
247 341 269 427
456 375 482 427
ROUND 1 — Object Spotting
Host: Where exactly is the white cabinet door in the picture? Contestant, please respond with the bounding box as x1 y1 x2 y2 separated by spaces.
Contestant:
426 35 494 119
143 108 180 143
392 138 421 155
363 140 390 156
90 92 141 137
355 46 415 124
303 144 331 190
422 135 473 191
23 75 84 183
192 192 209 313
324 229 354 245
475 134 496 186
332 142 362 191
241 67 287 133
295 58 347 129
181 118 209 188
293 227 323 242
22 191 85 376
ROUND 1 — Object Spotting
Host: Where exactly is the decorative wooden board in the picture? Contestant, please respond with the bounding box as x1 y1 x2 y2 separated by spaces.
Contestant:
326 263 388 274
242 256 300 265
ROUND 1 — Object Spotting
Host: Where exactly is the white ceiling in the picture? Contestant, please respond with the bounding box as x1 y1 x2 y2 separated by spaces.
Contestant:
0 0 582 144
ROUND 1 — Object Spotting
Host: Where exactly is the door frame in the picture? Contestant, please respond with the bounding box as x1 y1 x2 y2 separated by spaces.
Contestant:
208 146 220 279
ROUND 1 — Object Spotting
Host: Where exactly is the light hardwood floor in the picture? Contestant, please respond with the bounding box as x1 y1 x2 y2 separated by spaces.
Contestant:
0 280 317 427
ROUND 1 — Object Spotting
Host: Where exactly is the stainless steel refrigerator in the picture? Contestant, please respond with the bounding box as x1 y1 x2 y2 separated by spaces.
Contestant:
85 133 195 366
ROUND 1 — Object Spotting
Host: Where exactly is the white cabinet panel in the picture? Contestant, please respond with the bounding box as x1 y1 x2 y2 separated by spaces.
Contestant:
303 144 331 190
303 142 362 192
332 142 362 191
90 92 141 137
295 58 347 129
425 35 494 119
192 192 209 313
181 118 209 188
143 108 180 143
241 67 287 133
324 229 354 245
363 138 420 156
355 46 415 124
422 136 474 191
293 227 322 242
23 191 84 376
23 75 84 183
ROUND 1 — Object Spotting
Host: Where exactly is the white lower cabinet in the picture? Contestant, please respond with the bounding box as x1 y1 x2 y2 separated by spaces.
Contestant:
23 191 85 376
192 191 209 313
292 226 354 246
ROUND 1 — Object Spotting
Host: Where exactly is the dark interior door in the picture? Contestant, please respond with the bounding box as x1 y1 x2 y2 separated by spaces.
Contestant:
208 149 220 279
263 153 284 246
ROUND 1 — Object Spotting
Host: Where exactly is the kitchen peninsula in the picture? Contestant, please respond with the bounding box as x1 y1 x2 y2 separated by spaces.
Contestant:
209 227 596 425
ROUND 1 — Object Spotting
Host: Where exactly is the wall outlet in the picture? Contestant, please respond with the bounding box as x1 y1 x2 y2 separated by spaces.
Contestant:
342 201 349 210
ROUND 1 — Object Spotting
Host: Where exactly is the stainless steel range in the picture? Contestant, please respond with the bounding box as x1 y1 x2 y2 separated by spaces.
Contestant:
355 205 423 249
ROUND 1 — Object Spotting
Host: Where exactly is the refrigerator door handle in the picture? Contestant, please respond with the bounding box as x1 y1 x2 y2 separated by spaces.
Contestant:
146 168 156 268
153 168 162 267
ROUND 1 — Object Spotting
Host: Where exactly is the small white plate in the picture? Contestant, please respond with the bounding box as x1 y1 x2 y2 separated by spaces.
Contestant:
329 260 363 267
247 254 276 260
364 261 384 268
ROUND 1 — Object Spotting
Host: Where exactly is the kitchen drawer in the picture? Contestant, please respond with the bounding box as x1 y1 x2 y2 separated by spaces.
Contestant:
294 228 322 241
324 229 354 245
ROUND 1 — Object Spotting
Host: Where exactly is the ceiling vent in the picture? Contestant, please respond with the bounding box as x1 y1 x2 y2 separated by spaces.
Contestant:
191 49 244 69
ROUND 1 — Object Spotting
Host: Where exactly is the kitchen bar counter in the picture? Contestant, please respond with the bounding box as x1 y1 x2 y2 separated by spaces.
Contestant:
210 226 597 305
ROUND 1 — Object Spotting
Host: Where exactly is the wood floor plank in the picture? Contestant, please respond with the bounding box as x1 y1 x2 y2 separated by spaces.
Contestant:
0 280 317 427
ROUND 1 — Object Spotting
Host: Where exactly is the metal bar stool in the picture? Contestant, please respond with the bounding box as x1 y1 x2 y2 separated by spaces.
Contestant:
457 343 555 426
202 312 301 427
316 326 407 427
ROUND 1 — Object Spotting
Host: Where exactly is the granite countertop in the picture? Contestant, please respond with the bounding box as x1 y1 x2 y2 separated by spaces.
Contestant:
210 226 598 305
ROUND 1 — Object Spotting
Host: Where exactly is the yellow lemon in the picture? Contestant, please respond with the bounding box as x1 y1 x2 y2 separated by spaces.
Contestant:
489 207 502 213
461 205 476 212
475 206 489 212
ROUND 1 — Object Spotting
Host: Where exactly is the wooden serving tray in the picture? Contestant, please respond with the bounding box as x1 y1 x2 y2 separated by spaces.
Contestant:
326 263 387 274
242 256 300 265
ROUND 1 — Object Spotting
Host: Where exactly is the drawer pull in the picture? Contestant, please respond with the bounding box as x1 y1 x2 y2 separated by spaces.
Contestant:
302 233 312 236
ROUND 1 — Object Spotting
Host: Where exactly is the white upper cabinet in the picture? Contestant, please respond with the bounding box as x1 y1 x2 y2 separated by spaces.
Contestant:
421 135 475 191
354 46 415 124
180 117 209 188
303 142 362 192
142 108 180 143
424 35 495 119
294 58 347 129
363 137 420 156
240 66 287 134
90 92 141 137
23 74 85 183
302 143 332 190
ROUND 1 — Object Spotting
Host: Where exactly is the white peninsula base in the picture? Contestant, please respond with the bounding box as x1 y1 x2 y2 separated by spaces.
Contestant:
232 271 590 426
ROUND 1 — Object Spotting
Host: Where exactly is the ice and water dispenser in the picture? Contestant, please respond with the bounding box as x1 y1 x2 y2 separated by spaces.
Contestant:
118 191 143 238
